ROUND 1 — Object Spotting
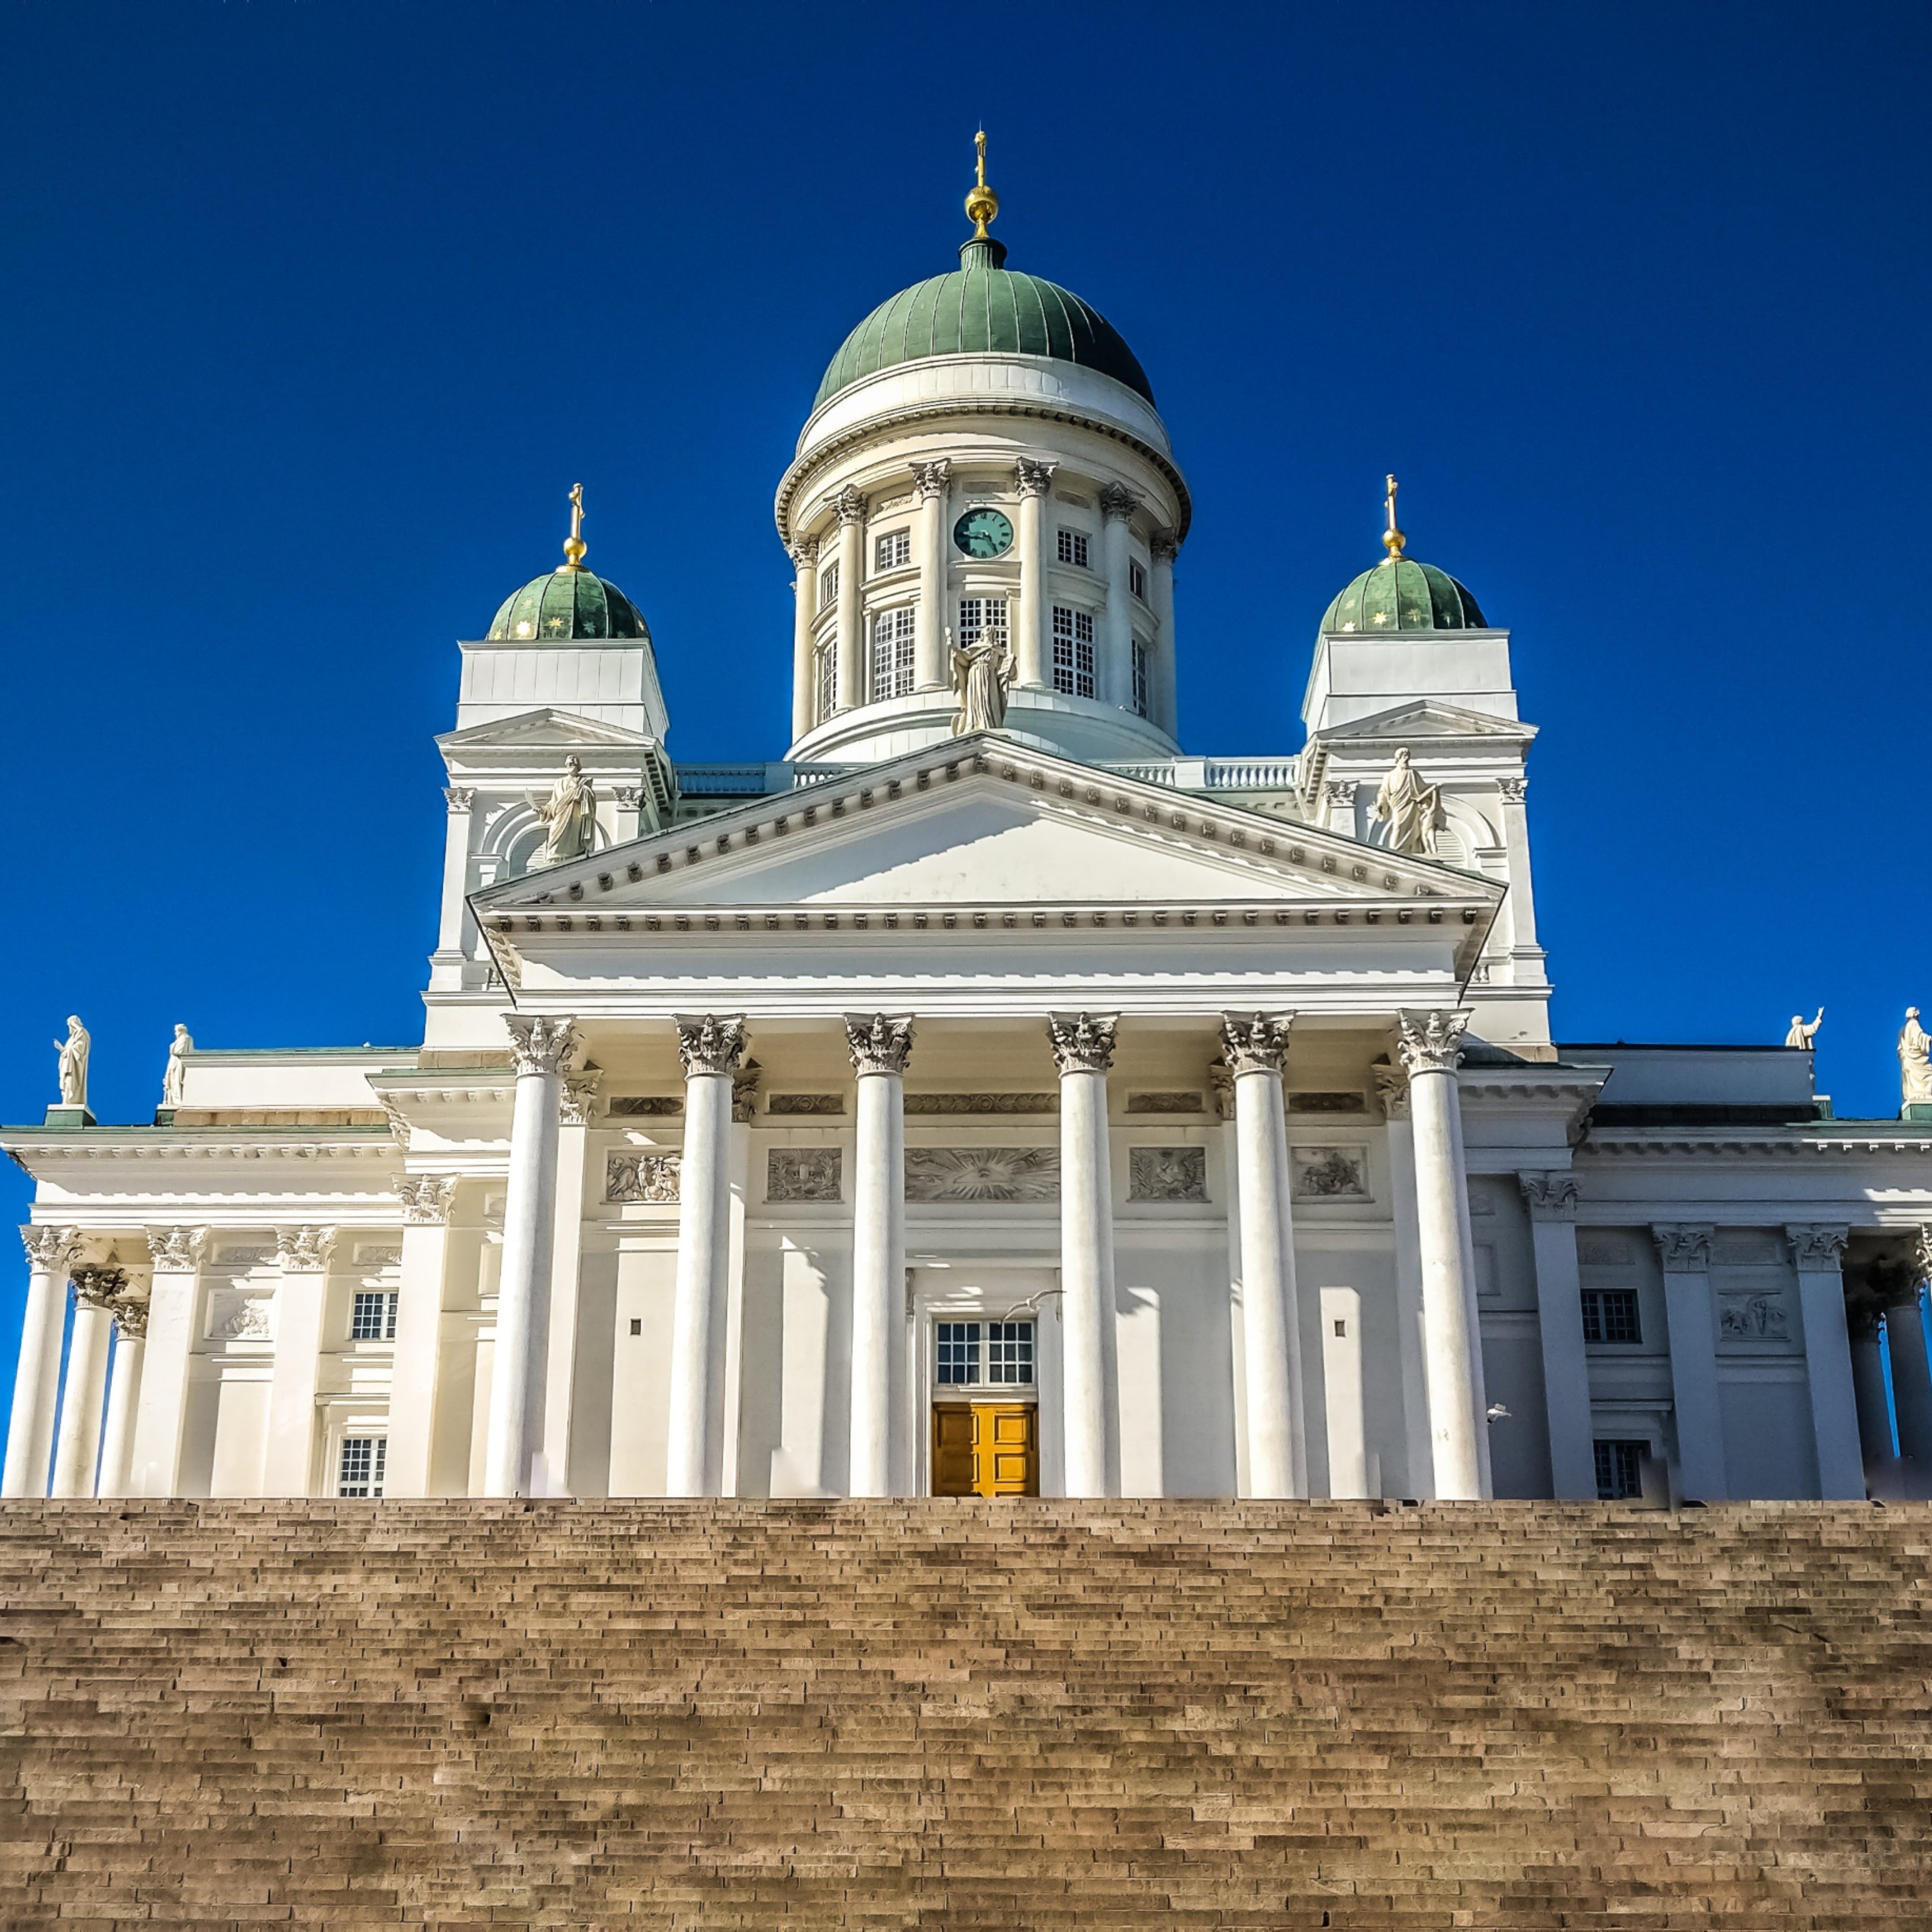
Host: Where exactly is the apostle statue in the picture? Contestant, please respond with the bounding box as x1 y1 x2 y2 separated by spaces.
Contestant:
54 1015 89 1108
949 625 1014 736
1901 1007 1932 1109
162 1023 193 1107
1784 1009 1823 1049
529 755 597 866
1371 747 1441 857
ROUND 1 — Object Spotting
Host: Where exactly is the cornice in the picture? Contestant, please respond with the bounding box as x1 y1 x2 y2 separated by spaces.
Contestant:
1579 1128 1932 1161
0 1129 397 1168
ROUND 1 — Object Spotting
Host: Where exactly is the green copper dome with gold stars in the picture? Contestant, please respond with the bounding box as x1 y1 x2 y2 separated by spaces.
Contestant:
1318 476 1487 635
485 484 651 643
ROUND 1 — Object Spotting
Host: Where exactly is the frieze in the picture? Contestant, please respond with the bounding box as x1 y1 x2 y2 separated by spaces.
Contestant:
767 1149 842 1203
904 1093 1057 1115
1126 1091 1203 1114
1290 1145 1368 1200
609 1095 683 1117
1129 1147 1208 1203
1719 1292 1789 1341
905 1148 1060 1203
607 1153 681 1205
1288 1091 1367 1114
768 1094 844 1116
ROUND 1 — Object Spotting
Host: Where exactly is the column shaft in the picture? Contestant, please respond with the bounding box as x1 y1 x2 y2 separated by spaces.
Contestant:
847 1015 912 1497
665 1016 746 1497
541 1085 594 1498
914 465 951 690
386 1182 458 1496
1014 461 1054 688
51 1295 114 1498
435 790 475 958
1787 1228 1863 1498
97 1324 146 1499
4 1231 75 1497
1052 1015 1119 1498
485 1015 577 1497
835 490 864 713
1099 486 1135 709
129 1231 205 1498
1401 1013 1489 1499
1519 1174 1598 1499
262 1229 333 1496
1886 1287 1932 1466
788 542 818 742
1223 1016 1304 1498
1653 1225 1727 1499
1150 537 1178 735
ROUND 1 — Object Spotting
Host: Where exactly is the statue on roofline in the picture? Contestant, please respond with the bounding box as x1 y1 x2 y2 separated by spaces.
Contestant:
1784 1009 1823 1050
948 625 1013 736
1900 1007 1932 1111
54 1015 89 1109
529 755 597 867
1371 747 1441 857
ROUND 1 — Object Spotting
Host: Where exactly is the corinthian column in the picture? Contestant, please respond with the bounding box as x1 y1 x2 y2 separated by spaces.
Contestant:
96 1292 150 1499
834 486 865 714
1050 1012 1119 1498
788 539 819 741
4 1225 78 1497
913 462 951 690
666 1014 748 1497
1398 1010 1490 1500
53 1264 127 1498
129 1226 207 1498
847 1013 913 1496
1651 1223 1725 1499
1786 1225 1863 1499
1013 459 1055 690
1220 1013 1305 1498
1098 484 1137 710
484 1012 578 1498
1518 1171 1598 1499
1149 534 1178 733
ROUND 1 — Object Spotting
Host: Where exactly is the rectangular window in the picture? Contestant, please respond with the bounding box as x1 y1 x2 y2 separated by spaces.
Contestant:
936 1321 980 1387
1593 1439 1647 1500
1051 606 1096 697
818 559 839 611
957 596 1008 653
1130 640 1149 718
874 529 911 572
816 643 837 722
1129 558 1148 601
337 1436 387 1499
1057 527 1089 568
350 1291 398 1342
869 607 916 700
1580 1287 1642 1344
985 1321 1035 1385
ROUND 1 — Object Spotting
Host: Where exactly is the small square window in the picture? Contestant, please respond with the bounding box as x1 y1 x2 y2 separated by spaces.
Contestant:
936 1321 980 1386
1051 606 1096 698
986 1321 1035 1385
351 1291 398 1342
337 1436 387 1499
1057 528 1089 568
875 529 911 572
1593 1439 1647 1500
957 597 1008 653
1129 558 1148 601
1580 1287 1641 1344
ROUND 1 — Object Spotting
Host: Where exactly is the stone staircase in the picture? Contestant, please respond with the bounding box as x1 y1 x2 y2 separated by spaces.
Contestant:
0 1499 1927 1928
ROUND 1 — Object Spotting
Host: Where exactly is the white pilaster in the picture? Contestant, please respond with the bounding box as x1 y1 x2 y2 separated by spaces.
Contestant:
52 1264 123 1498
1098 484 1136 710
1221 1013 1305 1498
484 1012 578 1498
1651 1224 1727 1499
665 1013 747 1498
4 1226 78 1497
834 486 864 714
1518 1172 1598 1499
1150 533 1178 735
1785 1225 1863 1499
97 1295 149 1499
846 1014 912 1498
261 1226 334 1496
434 787 475 962
129 1226 207 1498
788 540 819 742
1884 1263 1932 1468
1013 459 1054 690
1375 1068 1436 1499
540 1072 598 1496
1050 1012 1119 1498
1399 1010 1490 1500
386 1177 459 1496
913 463 951 691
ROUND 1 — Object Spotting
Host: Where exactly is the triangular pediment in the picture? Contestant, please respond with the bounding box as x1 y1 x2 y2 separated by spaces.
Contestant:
475 734 1499 915
437 707 657 751
1313 700 1537 746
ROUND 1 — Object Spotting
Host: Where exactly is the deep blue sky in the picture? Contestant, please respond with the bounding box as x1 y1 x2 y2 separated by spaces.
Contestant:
2 4 1928 1407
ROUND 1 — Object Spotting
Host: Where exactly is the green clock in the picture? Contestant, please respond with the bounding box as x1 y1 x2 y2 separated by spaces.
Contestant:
952 507 1015 558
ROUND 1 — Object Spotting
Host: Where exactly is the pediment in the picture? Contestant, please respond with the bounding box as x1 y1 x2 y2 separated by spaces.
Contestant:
475 734 1500 916
1313 700 1537 746
437 707 657 751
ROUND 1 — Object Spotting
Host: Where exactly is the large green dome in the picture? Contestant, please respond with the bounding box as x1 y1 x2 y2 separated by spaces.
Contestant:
814 236 1154 413
487 566 649 643
1319 556 1487 635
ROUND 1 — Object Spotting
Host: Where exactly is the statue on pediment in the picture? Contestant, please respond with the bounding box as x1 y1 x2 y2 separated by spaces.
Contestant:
1784 1009 1822 1049
949 626 1013 735
1371 748 1441 857
54 1015 89 1108
529 755 597 866
1901 1007 1932 1110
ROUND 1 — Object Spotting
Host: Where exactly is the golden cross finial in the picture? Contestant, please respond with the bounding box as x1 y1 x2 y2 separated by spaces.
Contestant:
563 482 587 568
965 128 999 239
1381 473 1406 562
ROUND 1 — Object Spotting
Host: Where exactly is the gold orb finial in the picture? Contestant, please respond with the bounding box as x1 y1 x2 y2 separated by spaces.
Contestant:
562 481 587 569
1380 473 1406 562
965 127 999 239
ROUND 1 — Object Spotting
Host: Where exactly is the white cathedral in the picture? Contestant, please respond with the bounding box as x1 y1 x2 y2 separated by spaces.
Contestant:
8 150 1932 1514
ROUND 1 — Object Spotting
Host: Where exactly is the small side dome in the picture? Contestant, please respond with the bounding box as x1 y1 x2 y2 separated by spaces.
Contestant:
485 483 651 642
1319 475 1487 635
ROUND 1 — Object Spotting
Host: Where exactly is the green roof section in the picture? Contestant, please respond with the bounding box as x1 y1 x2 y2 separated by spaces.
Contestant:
814 237 1155 413
1319 557 1487 636
488 566 650 643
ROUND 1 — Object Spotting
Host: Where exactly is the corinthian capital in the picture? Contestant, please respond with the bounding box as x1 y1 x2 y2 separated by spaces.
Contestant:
676 1013 749 1078
1219 1013 1290 1077
147 1226 208 1271
835 485 866 527
786 537 818 569
1395 1009 1469 1077
275 1226 336 1272
1785 1224 1849 1271
112 1295 150 1340
398 1176 459 1225
443 785 475 813
560 1070 603 1126
1373 1064 1411 1121
1013 459 1055 500
1518 1171 1579 1222
505 1013 580 1077
846 1013 915 1078
912 459 952 501
20 1225 79 1273
1098 482 1138 523
1048 1012 1118 1076
1651 1223 1713 1271
71 1264 129 1310
1150 533 1178 564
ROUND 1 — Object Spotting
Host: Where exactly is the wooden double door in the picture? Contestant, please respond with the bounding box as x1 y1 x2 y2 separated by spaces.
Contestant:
932 1403 1039 1498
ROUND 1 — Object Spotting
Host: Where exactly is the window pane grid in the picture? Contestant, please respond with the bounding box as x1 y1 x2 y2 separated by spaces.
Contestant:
936 1322 980 1386
1051 606 1096 697
869 607 916 699
1580 1287 1641 1344
934 1320 1036 1387
351 1291 398 1342
816 643 837 722
1057 528 1089 568
957 597 1008 653
1131 640 1149 717
337 1436 387 1499
1130 558 1147 600
875 529 911 571
986 1321 1035 1384
1593 1440 1646 1500
818 561 839 611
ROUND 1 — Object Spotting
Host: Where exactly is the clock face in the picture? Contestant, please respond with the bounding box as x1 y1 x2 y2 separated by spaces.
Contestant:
953 507 1015 558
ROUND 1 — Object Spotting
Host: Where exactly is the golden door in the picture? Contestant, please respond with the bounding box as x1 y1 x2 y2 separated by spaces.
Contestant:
932 1403 1039 1498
